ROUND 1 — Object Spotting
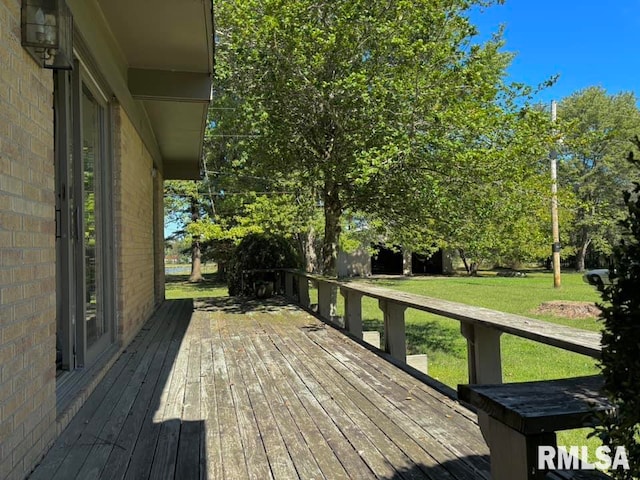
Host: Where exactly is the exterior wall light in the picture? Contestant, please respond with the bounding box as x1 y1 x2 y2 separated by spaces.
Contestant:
21 0 73 70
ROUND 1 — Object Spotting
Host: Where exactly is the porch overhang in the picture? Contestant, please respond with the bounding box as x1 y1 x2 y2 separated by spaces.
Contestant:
94 0 214 180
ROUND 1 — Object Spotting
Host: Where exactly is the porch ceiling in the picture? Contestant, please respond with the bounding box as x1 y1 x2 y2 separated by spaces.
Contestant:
97 0 214 180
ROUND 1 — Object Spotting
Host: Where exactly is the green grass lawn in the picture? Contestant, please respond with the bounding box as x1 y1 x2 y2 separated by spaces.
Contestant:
168 268 604 452
164 264 227 299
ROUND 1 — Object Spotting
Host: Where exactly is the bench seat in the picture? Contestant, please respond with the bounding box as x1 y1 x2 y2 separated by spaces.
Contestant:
458 376 613 480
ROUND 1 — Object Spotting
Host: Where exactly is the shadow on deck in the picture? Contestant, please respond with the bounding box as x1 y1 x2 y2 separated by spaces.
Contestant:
29 297 490 479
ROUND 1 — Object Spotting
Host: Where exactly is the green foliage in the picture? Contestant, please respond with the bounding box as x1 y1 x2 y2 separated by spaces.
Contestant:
227 233 301 296
596 139 640 479
215 0 554 275
558 87 640 270
194 103 324 269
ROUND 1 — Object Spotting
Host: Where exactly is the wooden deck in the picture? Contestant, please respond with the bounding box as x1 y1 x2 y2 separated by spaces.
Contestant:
29 297 490 480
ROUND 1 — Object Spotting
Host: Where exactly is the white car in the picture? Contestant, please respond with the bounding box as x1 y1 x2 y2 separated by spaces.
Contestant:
582 269 611 287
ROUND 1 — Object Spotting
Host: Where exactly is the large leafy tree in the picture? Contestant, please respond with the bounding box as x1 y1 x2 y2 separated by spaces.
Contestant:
558 87 640 271
215 0 553 275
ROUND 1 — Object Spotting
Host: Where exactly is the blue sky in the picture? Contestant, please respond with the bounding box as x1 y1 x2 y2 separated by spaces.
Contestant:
469 1 639 106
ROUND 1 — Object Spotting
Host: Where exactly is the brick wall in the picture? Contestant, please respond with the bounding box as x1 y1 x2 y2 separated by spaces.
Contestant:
0 0 57 478
113 106 157 347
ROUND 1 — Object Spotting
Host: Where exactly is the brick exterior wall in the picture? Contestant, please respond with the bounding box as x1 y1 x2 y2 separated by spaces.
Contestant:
0 3 168 477
113 106 158 347
0 0 58 478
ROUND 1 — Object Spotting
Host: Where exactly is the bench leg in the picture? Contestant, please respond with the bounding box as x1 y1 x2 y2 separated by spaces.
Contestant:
479 413 556 480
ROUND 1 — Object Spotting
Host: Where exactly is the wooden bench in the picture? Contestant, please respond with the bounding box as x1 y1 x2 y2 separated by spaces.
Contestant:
458 376 613 480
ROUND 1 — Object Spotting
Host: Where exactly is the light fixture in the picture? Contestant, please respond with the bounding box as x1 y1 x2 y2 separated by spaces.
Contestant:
21 0 73 70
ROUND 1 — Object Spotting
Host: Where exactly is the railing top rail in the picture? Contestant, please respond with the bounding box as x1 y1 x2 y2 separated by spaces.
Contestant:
283 269 602 359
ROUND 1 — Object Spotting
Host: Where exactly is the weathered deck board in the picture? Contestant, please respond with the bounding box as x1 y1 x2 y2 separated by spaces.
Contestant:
244 326 352 479
291 323 488 480
31 300 189 480
122 300 193 480
221 326 274 479
249 320 374 479
211 316 253 479
269 324 438 479
101 303 186 480
29 297 490 480
303 314 491 458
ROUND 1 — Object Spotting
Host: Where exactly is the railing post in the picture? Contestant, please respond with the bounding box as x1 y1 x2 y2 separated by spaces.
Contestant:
284 271 295 300
379 299 407 363
460 322 503 384
297 275 310 308
317 280 337 322
340 288 363 339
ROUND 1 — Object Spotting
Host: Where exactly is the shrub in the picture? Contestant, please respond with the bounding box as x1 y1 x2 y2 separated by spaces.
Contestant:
227 233 300 296
596 138 640 479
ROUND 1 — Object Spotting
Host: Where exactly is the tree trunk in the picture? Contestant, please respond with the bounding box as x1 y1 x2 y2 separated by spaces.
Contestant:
189 237 204 282
303 227 318 273
188 195 203 282
575 237 591 272
402 248 412 276
459 248 480 276
217 261 227 280
321 180 341 321
469 262 479 276
321 181 342 277
459 249 470 275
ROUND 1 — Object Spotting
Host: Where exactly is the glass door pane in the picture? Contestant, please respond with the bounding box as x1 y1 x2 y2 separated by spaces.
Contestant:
81 87 104 351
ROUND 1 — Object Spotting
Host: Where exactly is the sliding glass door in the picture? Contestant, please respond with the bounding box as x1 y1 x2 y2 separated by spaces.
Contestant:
55 61 114 373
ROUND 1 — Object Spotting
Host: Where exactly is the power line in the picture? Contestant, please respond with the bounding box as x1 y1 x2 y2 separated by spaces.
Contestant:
163 191 295 198
208 134 262 138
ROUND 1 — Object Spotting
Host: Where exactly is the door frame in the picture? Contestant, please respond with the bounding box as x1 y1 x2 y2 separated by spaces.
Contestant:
55 53 116 373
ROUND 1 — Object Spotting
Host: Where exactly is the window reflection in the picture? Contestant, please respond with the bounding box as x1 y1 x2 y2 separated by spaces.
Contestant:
82 87 103 349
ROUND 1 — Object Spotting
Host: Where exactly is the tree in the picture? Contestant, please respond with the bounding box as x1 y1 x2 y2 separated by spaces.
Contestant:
558 87 640 271
596 137 640 479
215 0 553 276
164 180 206 282
192 114 324 275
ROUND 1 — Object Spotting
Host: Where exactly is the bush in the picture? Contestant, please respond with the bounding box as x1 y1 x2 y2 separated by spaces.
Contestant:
227 233 300 296
596 139 640 479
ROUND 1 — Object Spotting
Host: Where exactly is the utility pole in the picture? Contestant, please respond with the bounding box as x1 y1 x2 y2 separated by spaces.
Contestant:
550 100 562 288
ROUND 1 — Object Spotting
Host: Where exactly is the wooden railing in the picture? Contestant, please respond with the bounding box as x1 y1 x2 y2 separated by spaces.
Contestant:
280 270 601 385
